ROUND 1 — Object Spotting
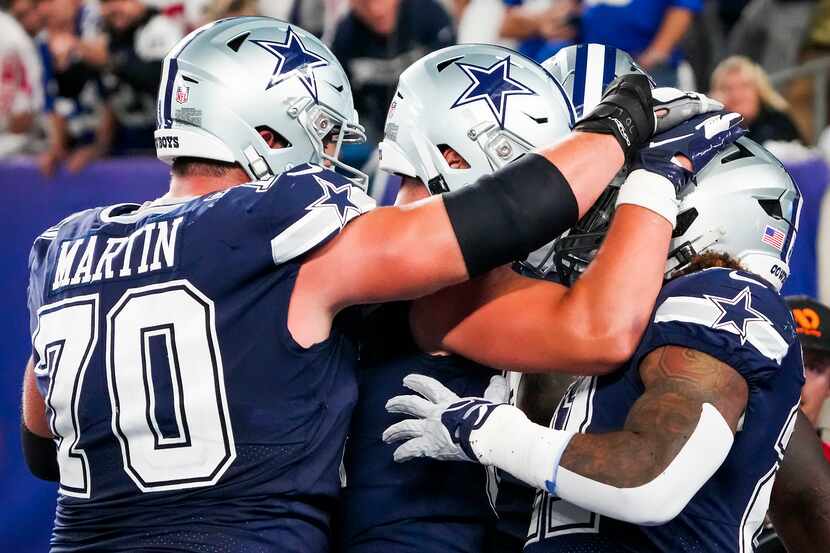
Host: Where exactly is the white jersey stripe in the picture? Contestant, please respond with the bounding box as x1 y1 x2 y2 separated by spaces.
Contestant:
654 295 789 363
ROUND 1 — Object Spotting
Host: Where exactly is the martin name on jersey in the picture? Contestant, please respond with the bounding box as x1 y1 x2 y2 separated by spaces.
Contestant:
525 267 804 553
26 164 374 552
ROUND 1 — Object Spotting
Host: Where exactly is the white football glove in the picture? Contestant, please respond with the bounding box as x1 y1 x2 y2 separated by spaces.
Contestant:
652 87 725 134
383 373 508 463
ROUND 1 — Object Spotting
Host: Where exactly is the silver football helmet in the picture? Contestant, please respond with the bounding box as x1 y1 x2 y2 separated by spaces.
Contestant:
542 43 653 120
554 138 802 291
154 17 366 185
378 44 574 194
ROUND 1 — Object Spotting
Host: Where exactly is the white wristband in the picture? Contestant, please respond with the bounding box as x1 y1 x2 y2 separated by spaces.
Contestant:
615 169 679 228
470 404 574 491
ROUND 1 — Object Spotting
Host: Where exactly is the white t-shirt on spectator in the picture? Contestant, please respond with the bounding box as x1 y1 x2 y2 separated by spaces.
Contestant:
0 11 44 157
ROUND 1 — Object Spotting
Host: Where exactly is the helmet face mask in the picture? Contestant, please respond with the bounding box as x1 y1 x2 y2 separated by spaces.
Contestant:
549 185 620 284
292 99 368 187
154 17 367 186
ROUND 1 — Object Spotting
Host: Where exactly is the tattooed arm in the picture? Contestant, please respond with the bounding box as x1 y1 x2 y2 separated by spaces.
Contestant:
767 410 830 552
385 343 750 526
558 345 748 487
385 345 748 524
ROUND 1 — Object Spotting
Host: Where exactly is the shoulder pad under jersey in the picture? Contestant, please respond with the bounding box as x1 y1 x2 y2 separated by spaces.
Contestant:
635 268 798 382
243 163 375 265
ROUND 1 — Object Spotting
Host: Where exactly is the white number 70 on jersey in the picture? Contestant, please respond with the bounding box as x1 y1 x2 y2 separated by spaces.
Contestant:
32 280 236 498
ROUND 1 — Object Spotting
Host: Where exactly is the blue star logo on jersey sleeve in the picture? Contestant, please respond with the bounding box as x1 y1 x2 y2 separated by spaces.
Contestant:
450 57 536 128
307 175 361 228
251 27 329 101
705 286 772 344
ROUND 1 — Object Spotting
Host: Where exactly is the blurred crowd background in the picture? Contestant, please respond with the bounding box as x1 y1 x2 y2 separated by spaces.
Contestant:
6 0 830 169
3 0 830 550
8 0 830 169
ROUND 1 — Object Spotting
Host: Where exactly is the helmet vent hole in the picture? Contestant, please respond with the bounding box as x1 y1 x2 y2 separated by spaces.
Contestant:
673 208 699 238
182 75 199 84
227 32 250 52
721 141 754 164
758 198 783 219
437 55 464 73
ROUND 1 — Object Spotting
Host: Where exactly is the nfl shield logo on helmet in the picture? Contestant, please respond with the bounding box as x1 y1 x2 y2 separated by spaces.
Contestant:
175 85 190 104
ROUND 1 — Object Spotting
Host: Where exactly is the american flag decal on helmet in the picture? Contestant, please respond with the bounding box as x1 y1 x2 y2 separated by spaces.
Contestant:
762 225 785 251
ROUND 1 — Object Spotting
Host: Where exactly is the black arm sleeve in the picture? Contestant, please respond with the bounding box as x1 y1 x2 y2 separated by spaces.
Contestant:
443 152 578 278
21 422 59 482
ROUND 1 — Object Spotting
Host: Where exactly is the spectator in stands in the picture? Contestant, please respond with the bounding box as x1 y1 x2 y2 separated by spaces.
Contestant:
36 0 110 175
98 0 185 155
456 0 510 46
498 0 576 62
9 0 43 36
0 2 45 157
754 295 830 553
580 0 702 87
787 297 830 449
783 0 830 143
711 56 803 144
331 0 455 141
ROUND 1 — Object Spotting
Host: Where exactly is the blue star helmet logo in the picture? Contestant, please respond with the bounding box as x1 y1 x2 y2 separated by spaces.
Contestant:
307 175 361 228
705 286 772 344
251 27 329 101
450 57 536 129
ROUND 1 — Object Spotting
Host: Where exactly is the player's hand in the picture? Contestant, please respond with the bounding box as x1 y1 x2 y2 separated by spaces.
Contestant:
574 76 724 160
383 374 507 463
38 148 64 177
65 145 102 174
652 88 724 134
636 111 745 191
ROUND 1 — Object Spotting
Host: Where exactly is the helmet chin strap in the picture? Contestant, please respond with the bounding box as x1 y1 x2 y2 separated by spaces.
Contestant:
243 145 272 181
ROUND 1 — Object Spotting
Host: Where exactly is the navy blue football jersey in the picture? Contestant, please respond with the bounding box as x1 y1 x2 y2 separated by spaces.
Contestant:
524 268 804 553
340 302 499 553
26 164 375 552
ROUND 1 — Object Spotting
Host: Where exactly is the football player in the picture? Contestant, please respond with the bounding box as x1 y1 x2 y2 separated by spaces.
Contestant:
384 138 805 552
342 42 742 553
764 410 830 553
755 296 830 552
19 18 718 551
341 44 569 553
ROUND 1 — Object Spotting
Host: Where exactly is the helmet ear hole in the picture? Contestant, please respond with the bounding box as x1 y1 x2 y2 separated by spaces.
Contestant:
437 144 470 169
255 126 292 149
